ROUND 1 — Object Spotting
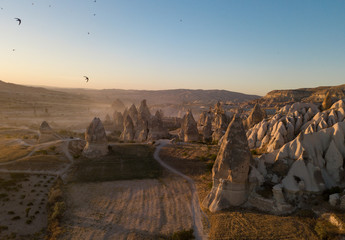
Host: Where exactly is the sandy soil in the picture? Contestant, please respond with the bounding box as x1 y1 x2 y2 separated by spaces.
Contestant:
0 173 57 239
61 177 193 240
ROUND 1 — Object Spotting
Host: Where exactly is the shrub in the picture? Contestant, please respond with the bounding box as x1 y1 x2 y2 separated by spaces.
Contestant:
26 219 32 224
0 225 8 231
209 154 217 161
25 208 31 217
7 211 15 215
11 216 20 220
49 145 56 151
171 229 194 240
51 202 66 220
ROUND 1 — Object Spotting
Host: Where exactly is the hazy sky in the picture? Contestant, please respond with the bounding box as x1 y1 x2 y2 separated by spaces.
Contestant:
1 0 345 95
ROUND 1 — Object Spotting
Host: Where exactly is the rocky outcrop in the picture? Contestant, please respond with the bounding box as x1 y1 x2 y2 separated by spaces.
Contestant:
212 112 228 143
258 120 345 196
127 104 138 127
246 102 319 152
111 99 126 112
203 115 251 212
202 114 213 142
179 110 199 142
120 115 135 142
148 111 169 140
38 121 61 143
82 117 108 158
104 114 112 125
322 92 332 110
245 103 267 129
113 111 124 131
135 100 152 142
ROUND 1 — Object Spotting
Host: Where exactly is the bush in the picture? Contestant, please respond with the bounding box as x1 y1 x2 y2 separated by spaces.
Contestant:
206 162 214 172
49 145 56 151
11 216 20 220
314 220 338 240
209 154 217 161
7 211 15 215
0 225 8 231
26 219 32 224
170 229 194 240
51 202 66 220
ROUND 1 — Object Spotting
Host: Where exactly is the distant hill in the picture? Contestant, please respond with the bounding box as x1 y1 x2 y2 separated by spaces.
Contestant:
251 84 345 107
52 88 260 106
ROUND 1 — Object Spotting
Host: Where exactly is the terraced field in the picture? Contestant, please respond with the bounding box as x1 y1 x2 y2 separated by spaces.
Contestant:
61 178 193 240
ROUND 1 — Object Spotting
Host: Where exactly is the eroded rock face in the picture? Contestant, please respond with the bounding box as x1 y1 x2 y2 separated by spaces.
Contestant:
127 104 138 127
38 121 61 143
202 114 213 142
212 112 228 143
111 99 126 112
120 115 135 142
245 103 267 129
203 115 251 212
148 111 169 140
113 111 124 131
322 92 332 110
135 100 152 142
179 110 199 142
82 117 108 158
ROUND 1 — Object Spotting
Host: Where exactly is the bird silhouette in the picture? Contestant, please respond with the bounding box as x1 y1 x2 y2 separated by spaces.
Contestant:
14 18 21 25
84 76 89 82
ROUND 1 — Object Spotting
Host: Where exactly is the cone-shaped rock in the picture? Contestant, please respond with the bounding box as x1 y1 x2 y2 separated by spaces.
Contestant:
128 104 138 126
111 99 126 112
179 109 199 142
245 103 266 129
38 121 61 143
203 114 251 212
120 115 135 142
113 111 124 131
322 92 332 110
148 110 169 140
212 112 228 142
135 100 152 142
82 117 108 158
202 114 213 142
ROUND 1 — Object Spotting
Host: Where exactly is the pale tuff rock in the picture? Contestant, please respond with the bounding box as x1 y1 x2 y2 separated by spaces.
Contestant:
111 98 126 112
329 193 340 207
179 109 199 142
260 122 345 194
246 100 345 153
203 115 251 212
38 121 61 143
113 111 124 131
322 92 332 110
104 114 112 125
120 115 135 142
202 114 213 142
127 104 138 127
135 99 152 142
245 103 267 129
82 117 108 158
212 112 228 142
148 111 169 140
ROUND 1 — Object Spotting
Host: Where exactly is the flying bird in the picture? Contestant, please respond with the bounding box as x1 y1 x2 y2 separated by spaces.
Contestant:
84 76 89 82
14 18 21 25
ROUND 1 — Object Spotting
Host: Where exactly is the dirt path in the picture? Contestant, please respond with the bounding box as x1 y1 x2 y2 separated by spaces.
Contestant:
154 140 208 240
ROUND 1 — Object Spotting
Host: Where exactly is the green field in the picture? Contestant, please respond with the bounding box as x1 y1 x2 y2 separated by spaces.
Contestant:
71 144 162 182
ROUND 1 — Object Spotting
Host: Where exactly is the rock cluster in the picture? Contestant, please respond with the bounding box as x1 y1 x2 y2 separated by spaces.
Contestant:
202 115 251 212
179 109 199 142
113 111 124 131
38 121 61 143
111 98 126 112
247 102 319 152
244 103 267 129
198 102 231 143
82 117 108 158
258 116 345 197
120 100 169 142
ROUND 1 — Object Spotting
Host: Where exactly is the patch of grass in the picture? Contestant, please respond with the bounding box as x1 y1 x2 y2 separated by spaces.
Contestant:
72 144 162 182
34 149 48 155
208 154 217 161
314 219 339 240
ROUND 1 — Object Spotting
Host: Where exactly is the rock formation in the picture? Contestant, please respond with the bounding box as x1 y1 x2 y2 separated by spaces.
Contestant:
246 102 320 152
82 117 108 158
113 111 124 131
135 100 152 142
212 112 228 143
148 111 169 140
127 104 138 127
179 110 199 142
322 92 332 110
245 103 267 129
104 114 112 125
111 98 126 112
258 120 345 197
202 114 213 142
38 121 61 143
203 115 251 212
120 115 135 142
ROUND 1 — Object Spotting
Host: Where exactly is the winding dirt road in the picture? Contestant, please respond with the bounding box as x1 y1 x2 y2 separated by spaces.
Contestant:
154 140 208 240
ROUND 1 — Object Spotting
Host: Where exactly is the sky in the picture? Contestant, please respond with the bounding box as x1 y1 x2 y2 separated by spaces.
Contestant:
0 0 345 95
